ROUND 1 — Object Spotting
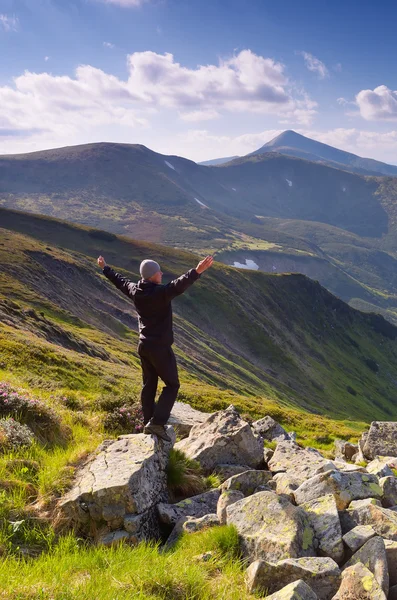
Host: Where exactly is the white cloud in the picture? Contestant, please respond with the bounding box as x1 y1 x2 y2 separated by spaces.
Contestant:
97 0 147 6
179 109 220 122
298 51 329 79
0 14 19 32
356 85 397 121
44 56 50 62
103 41 115 49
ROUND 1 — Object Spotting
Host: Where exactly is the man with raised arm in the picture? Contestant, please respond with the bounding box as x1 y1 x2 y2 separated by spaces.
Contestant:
97 254 214 442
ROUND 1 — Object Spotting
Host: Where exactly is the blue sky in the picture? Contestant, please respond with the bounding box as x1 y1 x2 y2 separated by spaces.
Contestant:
1 0 397 163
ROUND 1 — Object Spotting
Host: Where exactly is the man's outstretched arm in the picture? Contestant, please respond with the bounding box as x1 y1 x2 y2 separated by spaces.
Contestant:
97 255 135 299
163 255 213 301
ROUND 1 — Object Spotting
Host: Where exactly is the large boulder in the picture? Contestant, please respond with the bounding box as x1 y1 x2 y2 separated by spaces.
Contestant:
379 476 397 508
182 513 220 533
58 431 174 541
226 491 316 562
342 525 376 553
342 536 389 594
168 402 210 439
332 562 387 599
157 489 220 526
246 557 340 599
264 580 318 599
384 540 397 587
175 405 263 471
300 495 344 563
220 469 272 496
366 457 396 478
251 416 289 441
334 440 358 462
269 441 334 485
346 502 397 540
217 490 244 525
362 422 397 460
294 470 382 510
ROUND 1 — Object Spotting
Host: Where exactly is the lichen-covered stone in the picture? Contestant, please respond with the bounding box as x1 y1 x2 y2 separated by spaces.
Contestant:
342 536 389 594
226 491 316 562
366 457 396 478
379 476 397 508
157 489 220 525
362 423 397 460
346 503 397 540
300 494 344 563
269 441 334 485
175 405 263 471
264 447 275 464
217 490 244 525
251 416 288 441
246 557 340 599
263 579 318 599
168 402 210 439
214 464 252 482
384 540 397 587
58 432 174 539
334 440 358 462
274 472 301 501
294 470 382 510
220 469 272 496
342 525 376 553
332 562 387 599
182 513 220 533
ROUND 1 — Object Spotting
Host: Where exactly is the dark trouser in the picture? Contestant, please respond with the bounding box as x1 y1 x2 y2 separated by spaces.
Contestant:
138 342 180 426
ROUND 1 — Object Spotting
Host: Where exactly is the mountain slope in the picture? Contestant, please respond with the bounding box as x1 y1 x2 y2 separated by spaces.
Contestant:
1 208 397 422
199 155 239 166
249 130 397 177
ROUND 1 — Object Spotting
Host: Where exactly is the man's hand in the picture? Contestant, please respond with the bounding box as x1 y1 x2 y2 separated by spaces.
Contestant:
97 256 106 269
196 255 213 274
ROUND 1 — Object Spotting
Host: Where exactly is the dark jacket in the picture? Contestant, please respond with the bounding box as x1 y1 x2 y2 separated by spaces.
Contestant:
103 265 200 346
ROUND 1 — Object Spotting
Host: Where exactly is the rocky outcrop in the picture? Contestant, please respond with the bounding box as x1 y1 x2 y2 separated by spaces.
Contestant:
157 489 220 526
342 536 389 594
346 502 397 540
264 579 318 599
252 415 289 441
246 557 340 599
269 441 334 485
175 405 263 471
300 495 344 563
217 490 244 525
361 422 397 460
342 525 376 553
332 563 387 599
57 431 174 542
226 491 316 562
168 402 210 439
379 476 397 507
220 469 272 496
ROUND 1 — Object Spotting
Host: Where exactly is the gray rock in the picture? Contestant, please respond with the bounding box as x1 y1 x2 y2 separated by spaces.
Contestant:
269 441 334 485
246 557 340 599
58 432 174 540
252 415 289 441
362 422 397 460
342 525 376 553
182 513 220 533
226 491 316 562
274 472 301 501
366 457 396 478
333 460 367 473
217 490 245 525
168 402 210 439
263 579 318 599
342 536 389 594
384 540 397 586
97 530 131 547
334 440 358 462
294 470 382 510
379 477 397 508
332 562 387 599
157 489 220 526
349 497 382 510
220 469 272 496
346 502 397 540
264 447 275 464
175 405 263 472
300 495 344 563
214 464 252 481
288 431 297 442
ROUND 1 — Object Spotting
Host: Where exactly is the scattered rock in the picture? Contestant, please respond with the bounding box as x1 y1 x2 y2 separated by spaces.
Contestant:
263 579 318 599
332 562 387 599
182 513 220 533
342 536 389 594
346 503 397 540
246 556 340 599
214 464 252 481
379 477 397 508
366 458 395 478
220 469 272 496
384 540 397 586
334 440 358 462
264 447 275 464
175 405 263 472
168 402 210 439
300 495 344 563
294 470 382 510
274 472 301 500
157 489 220 526
342 525 376 553
217 490 244 525
252 416 289 441
269 441 334 485
58 432 174 541
226 491 316 562
362 422 397 460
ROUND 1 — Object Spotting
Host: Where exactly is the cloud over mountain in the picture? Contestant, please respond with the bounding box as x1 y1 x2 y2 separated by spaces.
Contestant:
356 85 397 121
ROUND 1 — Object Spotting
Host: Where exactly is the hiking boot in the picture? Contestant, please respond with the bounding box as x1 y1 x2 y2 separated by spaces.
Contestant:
144 422 171 442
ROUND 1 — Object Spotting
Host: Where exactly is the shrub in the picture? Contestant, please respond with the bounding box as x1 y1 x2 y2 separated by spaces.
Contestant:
167 448 206 501
0 382 67 445
95 390 138 413
0 418 34 451
59 393 84 411
103 403 144 435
